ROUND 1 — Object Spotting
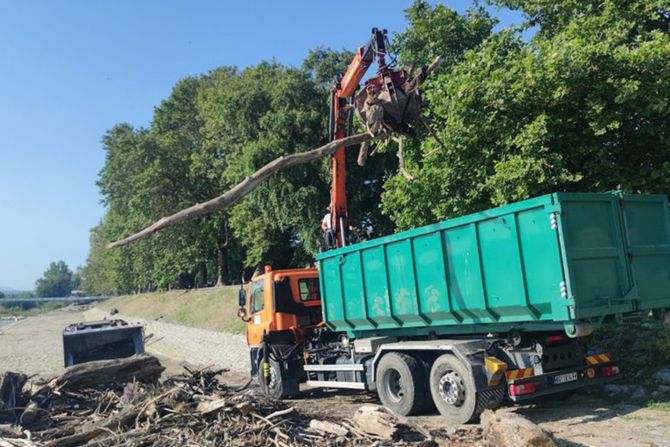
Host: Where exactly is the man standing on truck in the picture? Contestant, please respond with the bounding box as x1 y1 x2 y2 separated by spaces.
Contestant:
321 205 336 249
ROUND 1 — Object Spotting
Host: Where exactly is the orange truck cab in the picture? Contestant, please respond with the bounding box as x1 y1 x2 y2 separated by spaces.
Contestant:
239 266 322 381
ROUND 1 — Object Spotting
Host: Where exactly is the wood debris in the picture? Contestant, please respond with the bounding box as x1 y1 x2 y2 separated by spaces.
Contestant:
48 356 164 392
0 356 440 446
352 404 400 439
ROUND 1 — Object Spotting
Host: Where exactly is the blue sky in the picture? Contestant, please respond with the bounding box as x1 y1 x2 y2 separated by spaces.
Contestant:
0 1 525 290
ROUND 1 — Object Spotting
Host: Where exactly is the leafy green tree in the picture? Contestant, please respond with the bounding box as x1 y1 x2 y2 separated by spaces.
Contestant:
382 0 670 229
198 63 328 268
80 222 117 295
35 261 73 297
302 47 355 84
393 0 497 71
494 0 669 38
83 1 669 293
71 269 82 291
0 292 5 299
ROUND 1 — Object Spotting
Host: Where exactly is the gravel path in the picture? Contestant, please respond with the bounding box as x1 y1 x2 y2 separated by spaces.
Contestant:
84 308 249 375
0 307 86 377
0 307 249 379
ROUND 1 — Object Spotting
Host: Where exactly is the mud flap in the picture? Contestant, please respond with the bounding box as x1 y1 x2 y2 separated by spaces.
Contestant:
63 320 144 367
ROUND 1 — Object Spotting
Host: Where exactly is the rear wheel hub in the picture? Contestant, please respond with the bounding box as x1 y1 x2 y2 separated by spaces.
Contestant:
383 369 405 403
438 371 465 406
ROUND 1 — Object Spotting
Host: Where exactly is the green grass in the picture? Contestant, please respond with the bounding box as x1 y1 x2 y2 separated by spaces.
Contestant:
590 317 670 409
647 401 670 410
97 286 246 334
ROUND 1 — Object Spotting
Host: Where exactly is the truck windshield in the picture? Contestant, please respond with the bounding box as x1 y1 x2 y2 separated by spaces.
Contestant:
298 278 320 302
250 280 264 313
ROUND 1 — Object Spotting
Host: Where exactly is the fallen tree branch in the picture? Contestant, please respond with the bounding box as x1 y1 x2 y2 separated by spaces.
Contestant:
394 137 415 181
107 133 372 248
50 356 164 392
44 407 141 447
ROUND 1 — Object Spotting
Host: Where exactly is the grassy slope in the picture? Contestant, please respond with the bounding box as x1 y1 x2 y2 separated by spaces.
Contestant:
97 286 246 334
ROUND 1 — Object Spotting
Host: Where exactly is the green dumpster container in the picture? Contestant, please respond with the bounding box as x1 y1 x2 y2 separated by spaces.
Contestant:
316 192 670 338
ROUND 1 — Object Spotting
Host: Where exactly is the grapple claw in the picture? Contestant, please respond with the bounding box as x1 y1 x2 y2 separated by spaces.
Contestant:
354 67 425 139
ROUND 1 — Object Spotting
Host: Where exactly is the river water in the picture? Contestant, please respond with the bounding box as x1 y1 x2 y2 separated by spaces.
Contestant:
0 319 17 328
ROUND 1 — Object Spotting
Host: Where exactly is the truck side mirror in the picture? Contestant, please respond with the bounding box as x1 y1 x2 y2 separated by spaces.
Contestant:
237 307 250 322
238 288 247 307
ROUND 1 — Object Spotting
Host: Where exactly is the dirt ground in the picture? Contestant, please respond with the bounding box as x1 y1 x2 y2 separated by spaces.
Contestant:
1 308 669 447
286 389 670 447
0 306 89 377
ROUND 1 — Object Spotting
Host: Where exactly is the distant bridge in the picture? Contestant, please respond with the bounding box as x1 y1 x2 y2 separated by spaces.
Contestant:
0 296 111 305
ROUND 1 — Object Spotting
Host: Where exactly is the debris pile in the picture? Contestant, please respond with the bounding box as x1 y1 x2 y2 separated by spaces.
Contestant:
0 356 443 446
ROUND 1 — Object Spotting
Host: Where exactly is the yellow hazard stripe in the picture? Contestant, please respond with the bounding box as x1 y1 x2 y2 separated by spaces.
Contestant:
505 367 534 382
585 353 612 365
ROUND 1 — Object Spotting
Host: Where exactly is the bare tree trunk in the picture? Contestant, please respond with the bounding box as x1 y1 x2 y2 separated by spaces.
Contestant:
216 221 229 287
216 247 227 286
197 262 207 288
107 133 371 248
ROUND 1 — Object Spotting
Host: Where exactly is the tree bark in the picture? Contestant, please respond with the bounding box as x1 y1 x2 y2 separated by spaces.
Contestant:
50 356 164 392
197 262 207 288
44 407 141 447
0 372 27 416
216 221 229 286
107 133 372 248
216 245 227 286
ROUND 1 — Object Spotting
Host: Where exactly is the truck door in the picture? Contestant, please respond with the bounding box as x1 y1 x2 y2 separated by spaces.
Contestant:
246 277 272 348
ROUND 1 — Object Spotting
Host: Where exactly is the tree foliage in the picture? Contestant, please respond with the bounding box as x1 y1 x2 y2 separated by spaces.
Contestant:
82 0 670 293
382 0 670 229
83 49 396 294
35 261 73 297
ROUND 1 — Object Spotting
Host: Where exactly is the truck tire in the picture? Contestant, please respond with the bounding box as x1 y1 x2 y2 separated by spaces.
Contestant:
429 354 481 424
258 359 298 399
376 352 429 416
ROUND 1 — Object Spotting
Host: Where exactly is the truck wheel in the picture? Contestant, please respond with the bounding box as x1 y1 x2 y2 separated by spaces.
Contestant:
376 352 428 416
429 354 480 424
258 359 298 399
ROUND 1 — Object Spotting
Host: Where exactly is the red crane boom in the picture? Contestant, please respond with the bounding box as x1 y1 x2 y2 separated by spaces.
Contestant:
328 28 390 248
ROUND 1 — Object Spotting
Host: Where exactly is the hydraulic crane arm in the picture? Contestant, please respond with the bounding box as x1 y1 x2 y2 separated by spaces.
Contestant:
339 29 387 97
329 28 389 248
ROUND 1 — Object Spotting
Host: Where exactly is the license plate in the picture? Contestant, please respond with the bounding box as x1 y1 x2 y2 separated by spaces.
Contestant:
553 372 578 384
